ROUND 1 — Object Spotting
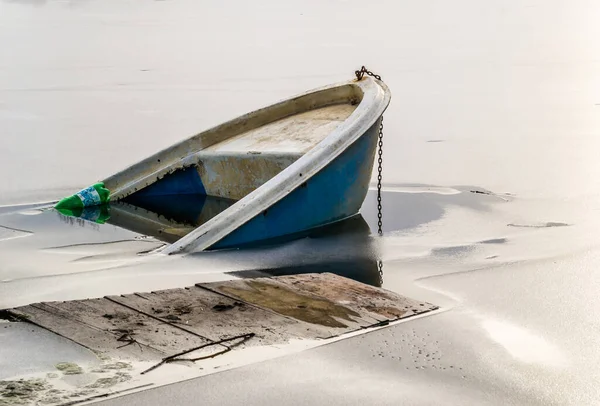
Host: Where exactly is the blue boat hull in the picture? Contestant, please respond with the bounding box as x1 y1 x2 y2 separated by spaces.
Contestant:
210 121 380 249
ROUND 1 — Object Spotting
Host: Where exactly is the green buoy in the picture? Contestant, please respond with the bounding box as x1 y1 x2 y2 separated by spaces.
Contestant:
55 182 111 210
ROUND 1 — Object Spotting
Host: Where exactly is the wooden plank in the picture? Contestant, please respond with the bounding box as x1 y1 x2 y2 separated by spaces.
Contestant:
108 287 328 345
49 298 211 355
274 273 438 321
200 275 385 336
9 297 213 361
8 305 163 361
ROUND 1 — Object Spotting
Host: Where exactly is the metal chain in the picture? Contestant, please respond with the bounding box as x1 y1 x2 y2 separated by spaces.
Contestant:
376 118 384 236
354 66 384 236
355 66 382 82
355 66 385 285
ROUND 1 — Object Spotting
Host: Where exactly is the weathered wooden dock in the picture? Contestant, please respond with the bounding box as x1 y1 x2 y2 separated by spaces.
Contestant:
5 273 438 364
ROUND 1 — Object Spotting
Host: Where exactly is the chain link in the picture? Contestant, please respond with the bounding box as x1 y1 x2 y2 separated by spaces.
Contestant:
355 66 382 81
376 118 383 236
355 66 385 285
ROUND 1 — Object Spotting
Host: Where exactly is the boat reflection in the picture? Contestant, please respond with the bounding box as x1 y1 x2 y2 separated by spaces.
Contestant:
227 215 383 287
107 194 235 243
56 194 383 287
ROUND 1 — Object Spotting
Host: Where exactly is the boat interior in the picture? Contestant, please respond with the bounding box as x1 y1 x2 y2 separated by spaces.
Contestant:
103 84 363 202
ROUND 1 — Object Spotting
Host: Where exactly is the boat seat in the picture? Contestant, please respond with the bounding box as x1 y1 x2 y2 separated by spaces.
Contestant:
193 150 301 200
129 150 300 201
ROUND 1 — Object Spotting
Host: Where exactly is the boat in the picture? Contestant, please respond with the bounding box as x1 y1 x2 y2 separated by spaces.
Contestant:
58 70 391 253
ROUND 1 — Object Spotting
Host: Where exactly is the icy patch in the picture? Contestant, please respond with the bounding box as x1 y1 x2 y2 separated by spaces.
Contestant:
377 185 461 195
507 222 570 228
478 238 508 245
17 209 44 216
0 225 32 242
42 240 163 258
482 319 566 367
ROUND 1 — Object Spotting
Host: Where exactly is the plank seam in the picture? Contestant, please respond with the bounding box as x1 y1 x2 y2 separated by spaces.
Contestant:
104 296 223 348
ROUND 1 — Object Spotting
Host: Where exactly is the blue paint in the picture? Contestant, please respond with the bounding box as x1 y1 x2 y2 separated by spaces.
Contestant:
210 121 380 250
131 166 206 197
